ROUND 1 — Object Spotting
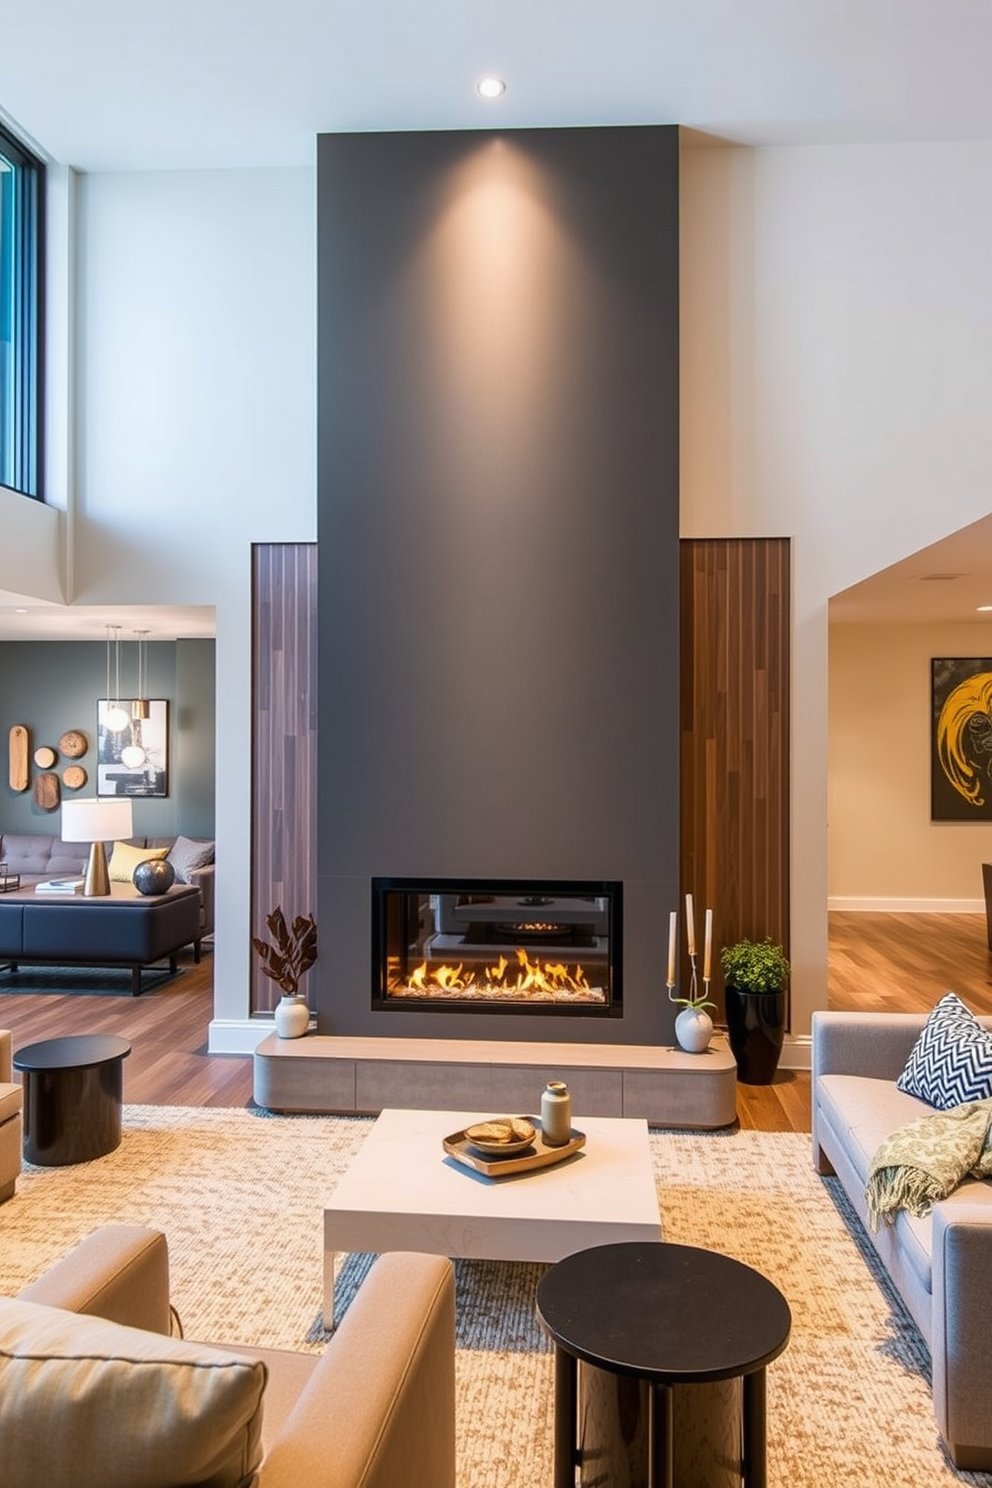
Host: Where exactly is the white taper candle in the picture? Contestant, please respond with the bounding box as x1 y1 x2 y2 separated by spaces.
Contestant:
667 910 677 985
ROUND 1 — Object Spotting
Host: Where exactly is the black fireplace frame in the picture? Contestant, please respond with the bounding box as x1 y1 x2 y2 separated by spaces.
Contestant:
371 876 623 1017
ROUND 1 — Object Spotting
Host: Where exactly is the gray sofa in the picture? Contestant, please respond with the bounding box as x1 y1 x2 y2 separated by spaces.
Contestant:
812 1010 992 1471
0 831 215 934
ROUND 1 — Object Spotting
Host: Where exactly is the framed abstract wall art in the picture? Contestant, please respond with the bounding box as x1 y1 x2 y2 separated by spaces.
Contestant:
97 699 169 798
931 658 992 821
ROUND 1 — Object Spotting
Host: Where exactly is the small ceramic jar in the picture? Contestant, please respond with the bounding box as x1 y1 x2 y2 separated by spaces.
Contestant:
541 1081 572 1146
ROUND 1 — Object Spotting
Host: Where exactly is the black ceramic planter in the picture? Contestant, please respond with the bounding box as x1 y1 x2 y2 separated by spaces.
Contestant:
724 987 786 1084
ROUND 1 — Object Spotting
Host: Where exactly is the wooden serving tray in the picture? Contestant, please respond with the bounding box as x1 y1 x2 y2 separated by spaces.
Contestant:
443 1122 586 1178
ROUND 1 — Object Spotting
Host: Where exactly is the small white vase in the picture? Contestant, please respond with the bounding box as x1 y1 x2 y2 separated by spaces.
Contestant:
675 1006 713 1054
274 995 310 1039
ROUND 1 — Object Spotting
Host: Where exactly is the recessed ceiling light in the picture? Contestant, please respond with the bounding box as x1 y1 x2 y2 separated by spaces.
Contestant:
477 76 506 100
978 605 992 612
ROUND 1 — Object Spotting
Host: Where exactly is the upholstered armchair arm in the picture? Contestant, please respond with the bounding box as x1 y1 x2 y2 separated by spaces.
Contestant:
187 863 215 934
17 1225 172 1336
932 1202 992 1471
260 1252 456 1488
0 1029 12 1083
812 1011 927 1084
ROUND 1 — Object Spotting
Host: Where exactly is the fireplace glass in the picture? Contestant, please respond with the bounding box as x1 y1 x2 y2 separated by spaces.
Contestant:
372 878 622 1016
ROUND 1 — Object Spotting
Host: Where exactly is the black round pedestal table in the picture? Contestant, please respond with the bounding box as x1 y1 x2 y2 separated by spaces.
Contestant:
536 1242 791 1488
13 1034 132 1166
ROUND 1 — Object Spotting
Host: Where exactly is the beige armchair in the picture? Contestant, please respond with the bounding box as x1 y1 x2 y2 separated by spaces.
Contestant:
0 1029 22 1202
3 1225 456 1488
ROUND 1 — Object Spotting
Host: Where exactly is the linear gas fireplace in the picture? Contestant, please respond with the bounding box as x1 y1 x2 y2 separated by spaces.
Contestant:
372 878 623 1017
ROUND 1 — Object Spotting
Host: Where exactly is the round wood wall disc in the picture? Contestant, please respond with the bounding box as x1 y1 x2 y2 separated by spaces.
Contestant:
59 730 87 758
33 746 57 769
62 765 87 790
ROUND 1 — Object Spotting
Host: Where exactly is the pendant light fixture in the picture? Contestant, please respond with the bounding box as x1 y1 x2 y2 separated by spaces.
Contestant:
103 625 130 733
121 628 149 769
131 629 150 721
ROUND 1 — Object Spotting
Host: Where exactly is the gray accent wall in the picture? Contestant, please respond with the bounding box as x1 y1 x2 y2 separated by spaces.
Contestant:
317 125 680 1043
0 640 215 839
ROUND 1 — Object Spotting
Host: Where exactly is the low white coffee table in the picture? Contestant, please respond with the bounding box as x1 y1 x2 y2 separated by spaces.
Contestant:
323 1107 662 1323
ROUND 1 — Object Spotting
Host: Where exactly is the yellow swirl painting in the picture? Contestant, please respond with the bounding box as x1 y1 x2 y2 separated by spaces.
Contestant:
934 662 992 815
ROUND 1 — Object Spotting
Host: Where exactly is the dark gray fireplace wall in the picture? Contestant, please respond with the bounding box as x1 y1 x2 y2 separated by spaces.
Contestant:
317 125 680 1044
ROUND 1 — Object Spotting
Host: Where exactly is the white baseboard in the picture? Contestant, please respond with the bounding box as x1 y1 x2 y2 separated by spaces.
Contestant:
208 1018 274 1055
828 896 985 914
778 1034 811 1071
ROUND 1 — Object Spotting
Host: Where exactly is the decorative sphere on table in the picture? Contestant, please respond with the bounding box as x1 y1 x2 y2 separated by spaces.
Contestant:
133 858 176 896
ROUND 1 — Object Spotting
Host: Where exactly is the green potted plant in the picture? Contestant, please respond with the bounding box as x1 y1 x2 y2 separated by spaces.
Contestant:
252 908 317 1039
719 937 790 1084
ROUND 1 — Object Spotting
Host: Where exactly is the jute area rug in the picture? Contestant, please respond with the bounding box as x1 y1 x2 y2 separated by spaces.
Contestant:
0 1107 989 1488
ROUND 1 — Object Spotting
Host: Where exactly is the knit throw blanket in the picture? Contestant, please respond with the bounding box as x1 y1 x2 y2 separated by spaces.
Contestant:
865 1099 992 1230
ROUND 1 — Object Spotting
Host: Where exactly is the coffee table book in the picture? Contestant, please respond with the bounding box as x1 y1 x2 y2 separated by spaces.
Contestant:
34 879 85 895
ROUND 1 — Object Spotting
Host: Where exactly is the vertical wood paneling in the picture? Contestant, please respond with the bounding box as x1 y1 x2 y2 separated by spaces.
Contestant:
251 544 318 1013
680 539 791 1021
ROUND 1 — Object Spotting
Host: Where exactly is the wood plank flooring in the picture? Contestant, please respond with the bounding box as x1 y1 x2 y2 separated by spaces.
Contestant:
1 912 988 1135
828 910 992 1014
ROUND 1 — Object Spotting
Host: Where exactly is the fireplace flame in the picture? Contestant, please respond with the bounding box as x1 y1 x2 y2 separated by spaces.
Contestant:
402 945 592 997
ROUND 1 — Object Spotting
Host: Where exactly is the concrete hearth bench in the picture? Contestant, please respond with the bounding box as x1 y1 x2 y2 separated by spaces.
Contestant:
0 884 202 996
254 1032 739 1128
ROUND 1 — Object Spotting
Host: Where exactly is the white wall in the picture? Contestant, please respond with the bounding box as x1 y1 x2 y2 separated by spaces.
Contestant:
0 485 61 599
681 139 992 1038
829 623 992 907
18 136 992 1049
72 166 316 1045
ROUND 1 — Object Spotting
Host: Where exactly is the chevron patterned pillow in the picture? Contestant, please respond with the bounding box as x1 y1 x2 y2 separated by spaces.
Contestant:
897 992 992 1109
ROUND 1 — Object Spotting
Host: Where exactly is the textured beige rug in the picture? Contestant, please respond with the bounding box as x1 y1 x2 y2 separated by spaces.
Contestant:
0 1108 989 1487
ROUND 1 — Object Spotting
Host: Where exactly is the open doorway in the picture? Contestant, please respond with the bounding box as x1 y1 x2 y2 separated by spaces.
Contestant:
0 603 217 1006
827 514 992 1013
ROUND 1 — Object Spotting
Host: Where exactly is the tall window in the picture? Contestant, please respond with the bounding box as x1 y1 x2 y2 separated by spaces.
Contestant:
0 123 42 498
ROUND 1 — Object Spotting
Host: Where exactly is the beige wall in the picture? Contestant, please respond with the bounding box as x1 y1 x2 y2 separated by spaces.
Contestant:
829 623 992 906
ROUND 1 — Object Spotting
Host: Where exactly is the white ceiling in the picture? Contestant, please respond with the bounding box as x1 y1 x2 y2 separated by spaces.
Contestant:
0 604 215 643
3 1 992 635
4 0 992 173
830 513 992 626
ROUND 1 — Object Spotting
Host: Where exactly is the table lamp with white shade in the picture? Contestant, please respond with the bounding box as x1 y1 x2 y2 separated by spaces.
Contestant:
60 798 134 897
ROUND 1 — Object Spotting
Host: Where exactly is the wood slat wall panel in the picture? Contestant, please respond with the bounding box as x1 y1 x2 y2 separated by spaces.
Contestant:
251 544 318 1013
680 539 791 1020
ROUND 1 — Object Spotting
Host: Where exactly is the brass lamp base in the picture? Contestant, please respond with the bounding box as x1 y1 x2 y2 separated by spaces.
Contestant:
83 841 111 897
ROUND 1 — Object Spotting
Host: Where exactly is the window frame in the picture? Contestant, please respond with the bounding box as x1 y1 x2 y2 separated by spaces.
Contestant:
0 119 44 499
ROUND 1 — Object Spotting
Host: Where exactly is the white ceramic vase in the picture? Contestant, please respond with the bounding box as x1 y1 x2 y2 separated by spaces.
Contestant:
274 995 310 1039
674 1006 713 1054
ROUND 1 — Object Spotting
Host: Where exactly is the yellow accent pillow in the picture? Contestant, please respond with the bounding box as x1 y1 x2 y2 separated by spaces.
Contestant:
0 1296 266 1488
108 841 169 883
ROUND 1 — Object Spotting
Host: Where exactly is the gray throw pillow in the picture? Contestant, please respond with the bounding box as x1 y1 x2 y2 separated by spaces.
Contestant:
167 835 215 884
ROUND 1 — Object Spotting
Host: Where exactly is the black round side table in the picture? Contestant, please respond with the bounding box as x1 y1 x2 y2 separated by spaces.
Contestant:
536 1241 791 1488
13 1034 132 1166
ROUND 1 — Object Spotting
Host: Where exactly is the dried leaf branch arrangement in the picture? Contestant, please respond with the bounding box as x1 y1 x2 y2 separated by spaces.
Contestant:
252 908 317 998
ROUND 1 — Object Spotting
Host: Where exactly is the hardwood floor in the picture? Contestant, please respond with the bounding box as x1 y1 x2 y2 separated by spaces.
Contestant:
0 948 255 1110
2 912 987 1136
828 910 992 1014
